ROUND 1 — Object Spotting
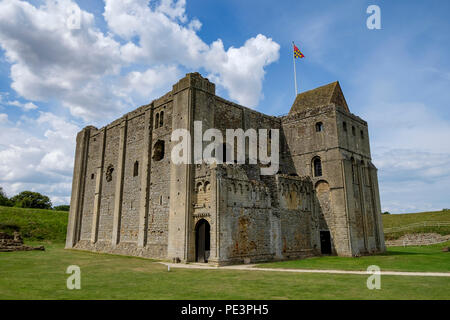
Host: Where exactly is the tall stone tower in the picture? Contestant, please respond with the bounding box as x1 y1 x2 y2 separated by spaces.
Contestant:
281 81 385 256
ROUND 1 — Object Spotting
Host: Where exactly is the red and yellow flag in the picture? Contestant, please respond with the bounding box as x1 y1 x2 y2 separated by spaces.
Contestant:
293 43 304 58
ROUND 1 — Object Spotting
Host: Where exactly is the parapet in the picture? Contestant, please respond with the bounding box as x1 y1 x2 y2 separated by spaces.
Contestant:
172 72 215 95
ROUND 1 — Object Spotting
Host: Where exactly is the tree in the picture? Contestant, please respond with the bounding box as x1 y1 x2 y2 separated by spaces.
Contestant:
10 191 52 209
53 205 70 212
0 186 12 207
382 211 390 215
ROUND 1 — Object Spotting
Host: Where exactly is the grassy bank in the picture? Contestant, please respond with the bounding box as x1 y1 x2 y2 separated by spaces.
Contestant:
382 210 450 240
0 206 68 242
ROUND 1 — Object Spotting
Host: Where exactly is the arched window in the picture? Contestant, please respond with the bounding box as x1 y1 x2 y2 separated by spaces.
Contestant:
313 157 322 177
352 126 356 136
315 122 323 132
155 113 159 129
360 130 364 139
159 111 164 127
343 121 347 132
133 161 139 177
152 140 165 161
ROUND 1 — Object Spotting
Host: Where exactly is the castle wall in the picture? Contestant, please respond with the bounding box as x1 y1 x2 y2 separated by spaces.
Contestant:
216 169 318 265
67 72 384 263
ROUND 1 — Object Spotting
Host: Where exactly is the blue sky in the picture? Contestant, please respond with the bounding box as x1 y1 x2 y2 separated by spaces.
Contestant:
0 0 449 213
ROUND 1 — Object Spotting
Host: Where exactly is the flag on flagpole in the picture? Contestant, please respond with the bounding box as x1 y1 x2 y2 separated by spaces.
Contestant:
292 41 304 96
293 43 304 58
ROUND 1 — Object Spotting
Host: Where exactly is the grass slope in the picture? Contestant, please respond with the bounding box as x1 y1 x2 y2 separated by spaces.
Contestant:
1 243 449 300
0 206 68 242
382 210 450 240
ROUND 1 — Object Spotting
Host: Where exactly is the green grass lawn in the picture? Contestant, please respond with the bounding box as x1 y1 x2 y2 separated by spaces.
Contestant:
1 242 449 300
257 241 450 273
382 210 450 239
0 206 68 242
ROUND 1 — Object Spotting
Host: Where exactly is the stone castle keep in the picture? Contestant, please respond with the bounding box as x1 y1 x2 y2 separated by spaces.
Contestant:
66 72 385 264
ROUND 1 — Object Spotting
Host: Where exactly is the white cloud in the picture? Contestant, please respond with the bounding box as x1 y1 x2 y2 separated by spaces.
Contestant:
204 36 280 106
0 0 123 120
104 0 280 108
0 0 280 122
0 0 281 205
117 65 182 99
0 113 8 124
156 0 188 23
7 100 38 111
0 111 79 205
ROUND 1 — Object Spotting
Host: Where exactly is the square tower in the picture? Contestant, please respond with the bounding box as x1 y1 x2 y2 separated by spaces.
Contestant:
282 82 385 256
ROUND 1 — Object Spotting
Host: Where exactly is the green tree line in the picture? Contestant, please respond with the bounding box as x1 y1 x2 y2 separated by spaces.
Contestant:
0 186 69 211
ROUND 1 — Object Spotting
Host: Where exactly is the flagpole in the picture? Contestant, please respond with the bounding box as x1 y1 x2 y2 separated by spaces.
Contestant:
292 41 298 96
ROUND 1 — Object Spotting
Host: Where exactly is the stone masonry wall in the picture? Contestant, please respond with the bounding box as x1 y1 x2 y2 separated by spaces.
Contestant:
67 72 384 263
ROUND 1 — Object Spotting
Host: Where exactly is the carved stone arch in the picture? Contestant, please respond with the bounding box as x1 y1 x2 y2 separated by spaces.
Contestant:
204 181 211 192
315 180 330 191
195 181 203 193
315 180 332 221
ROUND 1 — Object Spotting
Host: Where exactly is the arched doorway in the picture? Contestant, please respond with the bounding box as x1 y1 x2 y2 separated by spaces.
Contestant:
195 219 210 262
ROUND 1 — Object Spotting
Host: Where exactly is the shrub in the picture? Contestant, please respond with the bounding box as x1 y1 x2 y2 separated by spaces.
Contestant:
383 211 390 215
0 186 13 207
10 191 52 209
53 205 70 212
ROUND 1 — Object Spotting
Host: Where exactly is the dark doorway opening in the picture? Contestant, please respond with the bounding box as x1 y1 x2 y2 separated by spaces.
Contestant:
320 231 332 254
195 219 210 262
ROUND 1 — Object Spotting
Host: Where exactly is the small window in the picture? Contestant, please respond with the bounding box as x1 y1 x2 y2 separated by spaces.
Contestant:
159 111 164 127
159 195 163 205
352 126 356 136
351 157 356 183
315 122 323 132
313 157 322 177
360 130 364 139
133 161 139 177
221 143 231 163
91 173 95 180
152 140 165 161
343 122 347 132
155 113 159 129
